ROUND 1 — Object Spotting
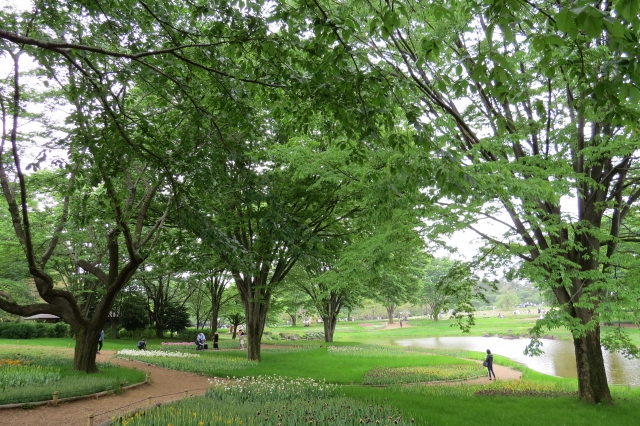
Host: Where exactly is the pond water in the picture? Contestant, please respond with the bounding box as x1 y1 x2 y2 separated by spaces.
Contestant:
394 336 640 387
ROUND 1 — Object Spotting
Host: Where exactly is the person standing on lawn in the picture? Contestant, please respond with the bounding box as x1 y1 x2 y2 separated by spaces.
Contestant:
97 329 104 354
213 331 219 350
239 328 245 349
485 349 496 380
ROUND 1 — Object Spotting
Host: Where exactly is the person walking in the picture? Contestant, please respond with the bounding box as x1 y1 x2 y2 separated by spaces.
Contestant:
485 349 496 380
97 329 104 354
239 329 245 349
213 331 219 350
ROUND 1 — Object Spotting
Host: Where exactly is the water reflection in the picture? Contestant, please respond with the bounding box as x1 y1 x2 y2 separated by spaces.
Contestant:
394 336 640 386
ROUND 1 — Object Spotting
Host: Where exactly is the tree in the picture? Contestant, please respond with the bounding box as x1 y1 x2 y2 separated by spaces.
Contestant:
286 0 640 403
420 256 456 321
114 290 150 337
163 301 191 337
0 0 297 371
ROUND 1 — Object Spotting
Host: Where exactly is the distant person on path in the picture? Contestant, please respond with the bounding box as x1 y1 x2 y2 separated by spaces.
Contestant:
213 331 219 350
399 321 403 328
137 339 148 351
239 329 245 349
485 349 496 380
97 329 104 354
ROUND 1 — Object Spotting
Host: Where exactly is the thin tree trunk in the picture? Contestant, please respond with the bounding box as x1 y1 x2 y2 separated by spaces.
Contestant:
211 304 219 333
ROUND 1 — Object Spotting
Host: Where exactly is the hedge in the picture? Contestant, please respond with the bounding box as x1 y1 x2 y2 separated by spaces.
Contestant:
0 322 71 339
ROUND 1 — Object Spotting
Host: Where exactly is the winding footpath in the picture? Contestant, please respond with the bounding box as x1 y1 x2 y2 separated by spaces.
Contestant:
3 350 212 426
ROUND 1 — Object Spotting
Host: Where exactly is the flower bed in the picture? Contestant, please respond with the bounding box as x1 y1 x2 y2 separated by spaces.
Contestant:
116 352 256 374
117 349 200 358
114 375 417 425
206 375 339 403
0 352 145 405
161 342 194 346
362 364 487 385
328 345 406 357
0 360 61 390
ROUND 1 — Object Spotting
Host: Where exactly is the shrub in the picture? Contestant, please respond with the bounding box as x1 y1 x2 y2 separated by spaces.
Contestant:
0 322 34 339
277 331 324 341
175 327 212 341
54 322 71 338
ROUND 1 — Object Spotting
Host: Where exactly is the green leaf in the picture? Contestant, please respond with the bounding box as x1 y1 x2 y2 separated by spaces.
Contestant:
555 8 574 33
576 11 604 38
615 0 639 22
543 34 565 47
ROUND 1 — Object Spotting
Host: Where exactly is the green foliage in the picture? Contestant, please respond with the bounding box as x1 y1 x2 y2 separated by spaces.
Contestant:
0 322 71 339
163 302 191 335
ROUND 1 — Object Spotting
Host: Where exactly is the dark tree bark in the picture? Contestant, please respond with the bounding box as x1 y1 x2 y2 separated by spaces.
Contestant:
207 270 231 333
386 304 396 324
289 314 297 327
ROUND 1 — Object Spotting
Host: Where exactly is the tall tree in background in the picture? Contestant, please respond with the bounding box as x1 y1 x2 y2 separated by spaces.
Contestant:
290 0 640 403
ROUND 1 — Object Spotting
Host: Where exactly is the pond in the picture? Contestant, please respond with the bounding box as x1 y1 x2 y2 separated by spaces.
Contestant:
394 336 640 387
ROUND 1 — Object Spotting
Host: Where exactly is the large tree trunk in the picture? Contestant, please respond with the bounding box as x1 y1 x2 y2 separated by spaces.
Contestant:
73 327 99 373
244 297 269 361
573 323 613 403
386 304 395 324
289 313 297 327
155 321 164 338
322 314 337 342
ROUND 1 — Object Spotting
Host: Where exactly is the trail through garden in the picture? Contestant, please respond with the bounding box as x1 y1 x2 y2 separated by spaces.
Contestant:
3 348 521 426
3 349 212 426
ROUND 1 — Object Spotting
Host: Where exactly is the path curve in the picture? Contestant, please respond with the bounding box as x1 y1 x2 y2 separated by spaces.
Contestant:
3 350 213 426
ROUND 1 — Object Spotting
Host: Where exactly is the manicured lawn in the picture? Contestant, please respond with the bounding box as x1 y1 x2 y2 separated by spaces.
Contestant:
344 386 640 426
118 346 479 384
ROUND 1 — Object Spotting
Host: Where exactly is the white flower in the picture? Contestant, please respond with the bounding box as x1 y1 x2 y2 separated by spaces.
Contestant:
116 349 200 358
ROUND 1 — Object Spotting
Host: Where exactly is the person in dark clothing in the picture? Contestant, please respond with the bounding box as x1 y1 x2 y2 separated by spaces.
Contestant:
137 339 147 350
213 331 219 350
97 329 104 354
485 349 496 380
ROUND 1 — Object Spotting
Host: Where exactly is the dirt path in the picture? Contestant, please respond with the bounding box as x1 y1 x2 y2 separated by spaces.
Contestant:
3 350 213 426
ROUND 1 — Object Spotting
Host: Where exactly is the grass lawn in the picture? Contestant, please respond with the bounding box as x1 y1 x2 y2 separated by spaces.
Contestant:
2 316 639 425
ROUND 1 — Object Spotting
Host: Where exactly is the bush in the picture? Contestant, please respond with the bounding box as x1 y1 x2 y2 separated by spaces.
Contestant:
0 322 72 339
0 322 33 339
54 322 71 338
278 331 324 341
175 328 211 341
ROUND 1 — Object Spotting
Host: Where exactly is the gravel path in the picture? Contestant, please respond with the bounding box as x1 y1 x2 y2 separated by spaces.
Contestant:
3 350 213 426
